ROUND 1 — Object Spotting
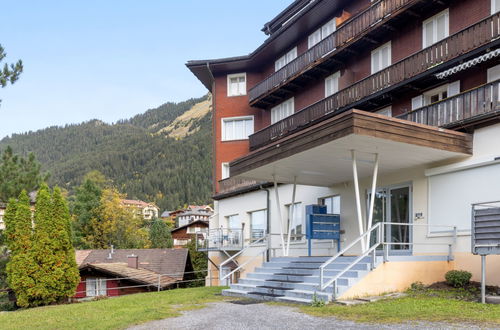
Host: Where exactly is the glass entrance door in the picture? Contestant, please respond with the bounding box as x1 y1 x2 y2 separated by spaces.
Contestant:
369 184 412 255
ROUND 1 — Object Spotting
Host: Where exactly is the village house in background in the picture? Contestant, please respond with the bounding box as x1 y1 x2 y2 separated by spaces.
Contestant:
0 192 37 230
171 220 209 247
121 199 160 220
159 210 176 226
187 0 500 303
74 248 193 299
174 205 213 227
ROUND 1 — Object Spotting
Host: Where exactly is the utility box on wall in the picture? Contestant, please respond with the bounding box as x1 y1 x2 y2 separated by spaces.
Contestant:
306 204 341 256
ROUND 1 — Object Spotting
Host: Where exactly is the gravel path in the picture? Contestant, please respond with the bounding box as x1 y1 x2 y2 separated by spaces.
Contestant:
127 300 485 330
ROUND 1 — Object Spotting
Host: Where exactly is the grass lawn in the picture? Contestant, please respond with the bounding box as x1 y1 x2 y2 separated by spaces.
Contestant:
299 289 500 325
0 286 226 330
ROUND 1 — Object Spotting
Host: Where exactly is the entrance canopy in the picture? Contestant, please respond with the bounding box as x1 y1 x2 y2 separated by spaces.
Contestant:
230 110 472 186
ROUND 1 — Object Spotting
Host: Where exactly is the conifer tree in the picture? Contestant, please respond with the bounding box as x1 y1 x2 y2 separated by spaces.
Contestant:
5 191 37 307
149 217 173 248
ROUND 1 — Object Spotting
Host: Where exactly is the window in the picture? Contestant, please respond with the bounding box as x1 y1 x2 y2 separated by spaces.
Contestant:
222 116 254 141
488 64 500 100
376 106 392 117
227 214 241 229
287 203 303 241
227 73 246 96
422 9 449 48
222 163 230 180
308 18 336 49
275 47 297 71
411 81 460 110
371 42 391 74
86 278 107 297
325 71 340 97
493 0 500 14
320 196 341 214
250 209 267 241
271 98 294 124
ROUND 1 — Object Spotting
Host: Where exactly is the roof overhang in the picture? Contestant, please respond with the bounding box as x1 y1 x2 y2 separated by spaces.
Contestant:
230 110 473 186
186 0 347 91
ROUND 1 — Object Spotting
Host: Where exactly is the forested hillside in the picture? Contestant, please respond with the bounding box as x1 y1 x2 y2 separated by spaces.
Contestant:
0 95 212 211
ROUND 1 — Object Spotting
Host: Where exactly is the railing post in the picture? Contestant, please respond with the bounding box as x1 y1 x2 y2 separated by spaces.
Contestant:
157 274 161 292
332 280 337 301
319 267 324 290
371 248 376 270
447 244 453 262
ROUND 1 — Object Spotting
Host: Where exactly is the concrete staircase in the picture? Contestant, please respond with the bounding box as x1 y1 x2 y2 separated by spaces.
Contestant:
222 256 373 304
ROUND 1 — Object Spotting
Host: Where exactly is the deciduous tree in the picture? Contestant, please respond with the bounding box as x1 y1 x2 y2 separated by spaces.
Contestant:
149 217 173 249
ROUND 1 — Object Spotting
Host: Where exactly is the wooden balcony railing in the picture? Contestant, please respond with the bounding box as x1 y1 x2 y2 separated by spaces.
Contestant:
248 0 421 104
249 12 500 150
398 80 500 127
218 177 266 195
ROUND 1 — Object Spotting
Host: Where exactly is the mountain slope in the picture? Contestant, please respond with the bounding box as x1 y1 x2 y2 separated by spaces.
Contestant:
0 95 213 211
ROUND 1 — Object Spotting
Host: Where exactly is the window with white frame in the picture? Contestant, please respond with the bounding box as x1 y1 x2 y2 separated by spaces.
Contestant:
308 18 336 49
271 98 294 124
250 209 267 241
227 214 241 229
411 81 460 110
222 116 254 141
86 278 107 297
222 163 230 180
227 73 247 96
325 71 340 97
371 42 391 74
422 9 449 48
376 106 392 117
493 0 500 14
275 47 297 72
320 196 341 214
287 203 303 241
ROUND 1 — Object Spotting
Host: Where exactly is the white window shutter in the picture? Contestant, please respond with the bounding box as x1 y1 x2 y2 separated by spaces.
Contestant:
447 81 460 97
412 95 423 110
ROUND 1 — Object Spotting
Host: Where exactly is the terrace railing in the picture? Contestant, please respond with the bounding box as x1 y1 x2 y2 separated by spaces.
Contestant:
196 228 244 251
249 0 421 103
249 13 500 150
398 79 500 127
218 177 266 195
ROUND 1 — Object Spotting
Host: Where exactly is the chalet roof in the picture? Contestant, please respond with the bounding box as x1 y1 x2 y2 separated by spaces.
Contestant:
121 199 159 209
171 220 209 234
76 248 189 280
82 263 177 289
186 0 346 90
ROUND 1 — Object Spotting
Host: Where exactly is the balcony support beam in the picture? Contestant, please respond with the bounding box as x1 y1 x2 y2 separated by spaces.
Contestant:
285 176 297 256
273 175 287 256
352 150 367 252
366 153 380 248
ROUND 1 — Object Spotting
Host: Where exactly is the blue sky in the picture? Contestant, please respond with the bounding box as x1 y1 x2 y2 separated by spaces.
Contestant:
0 0 291 138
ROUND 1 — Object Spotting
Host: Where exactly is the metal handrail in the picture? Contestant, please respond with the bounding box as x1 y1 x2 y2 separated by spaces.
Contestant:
319 222 382 291
219 234 268 283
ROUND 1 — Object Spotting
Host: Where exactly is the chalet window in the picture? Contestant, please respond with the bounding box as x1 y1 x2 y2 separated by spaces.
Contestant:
275 47 297 71
308 18 336 49
492 0 500 14
227 73 246 96
86 278 107 297
422 9 449 48
221 116 254 141
271 98 294 124
227 214 241 229
287 202 303 241
325 71 340 97
249 209 267 241
221 163 230 180
376 106 392 117
487 64 500 101
320 196 341 214
411 81 460 110
371 42 391 74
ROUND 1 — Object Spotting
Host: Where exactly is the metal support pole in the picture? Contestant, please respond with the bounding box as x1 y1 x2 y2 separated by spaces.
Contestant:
157 274 161 292
286 176 297 256
366 153 379 248
352 150 367 252
273 175 287 256
481 255 486 304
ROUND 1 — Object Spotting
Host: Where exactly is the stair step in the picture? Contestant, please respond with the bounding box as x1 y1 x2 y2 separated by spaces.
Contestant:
247 292 284 298
266 279 302 284
274 273 313 276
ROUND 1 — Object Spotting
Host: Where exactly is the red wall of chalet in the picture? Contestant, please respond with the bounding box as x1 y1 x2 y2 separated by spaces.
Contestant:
107 278 119 297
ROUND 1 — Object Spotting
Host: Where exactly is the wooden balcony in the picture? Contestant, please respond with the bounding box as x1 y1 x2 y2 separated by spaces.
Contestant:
248 0 426 107
217 177 267 196
398 80 500 128
249 13 500 151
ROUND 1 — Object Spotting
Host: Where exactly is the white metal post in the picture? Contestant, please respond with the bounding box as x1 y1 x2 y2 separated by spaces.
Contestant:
366 153 379 248
481 255 486 304
286 176 297 256
352 150 367 252
273 175 287 255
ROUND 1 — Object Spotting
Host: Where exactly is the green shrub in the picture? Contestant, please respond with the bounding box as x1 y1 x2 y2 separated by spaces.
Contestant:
310 292 325 307
445 270 472 288
409 281 425 291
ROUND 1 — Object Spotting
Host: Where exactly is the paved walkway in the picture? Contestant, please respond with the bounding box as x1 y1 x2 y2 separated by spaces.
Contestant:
128 300 484 330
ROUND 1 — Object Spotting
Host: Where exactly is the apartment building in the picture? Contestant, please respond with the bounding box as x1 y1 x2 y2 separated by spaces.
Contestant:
187 0 500 303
